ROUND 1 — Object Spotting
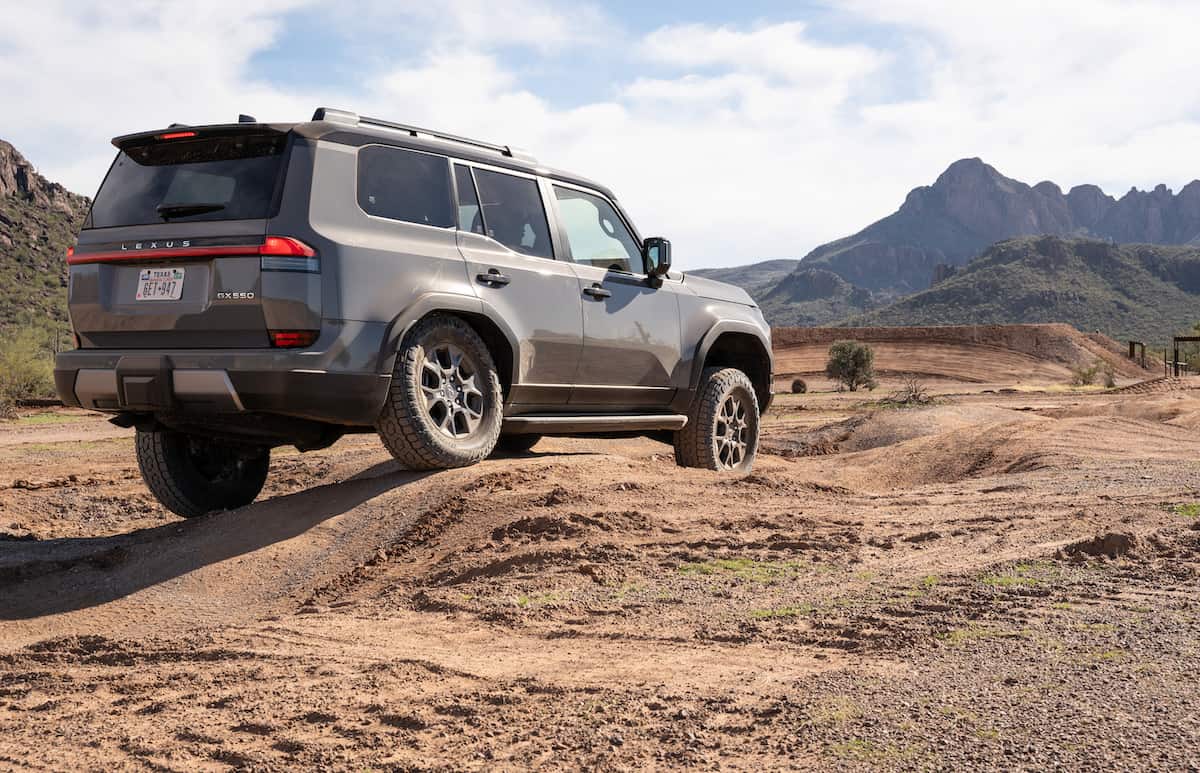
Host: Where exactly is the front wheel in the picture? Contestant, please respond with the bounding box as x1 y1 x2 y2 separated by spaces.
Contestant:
135 429 270 518
377 314 503 470
673 367 760 473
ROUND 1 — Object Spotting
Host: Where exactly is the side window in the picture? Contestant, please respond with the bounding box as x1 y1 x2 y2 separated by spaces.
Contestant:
472 168 554 259
453 164 485 234
357 145 455 227
553 186 641 273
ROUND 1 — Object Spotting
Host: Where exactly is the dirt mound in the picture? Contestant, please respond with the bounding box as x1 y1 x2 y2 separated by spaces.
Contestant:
1112 376 1200 394
762 405 1028 458
1045 391 1200 430
1062 532 1138 559
773 323 1150 384
772 396 1200 490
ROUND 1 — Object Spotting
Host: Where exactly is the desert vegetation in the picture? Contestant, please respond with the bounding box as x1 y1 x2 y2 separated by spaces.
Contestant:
825 340 878 392
0 324 59 416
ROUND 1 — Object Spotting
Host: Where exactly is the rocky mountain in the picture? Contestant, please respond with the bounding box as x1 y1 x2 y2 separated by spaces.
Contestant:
0 140 89 333
709 158 1200 333
802 158 1200 294
849 236 1200 343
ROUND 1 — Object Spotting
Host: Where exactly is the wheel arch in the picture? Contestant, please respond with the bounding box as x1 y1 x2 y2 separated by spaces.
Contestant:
692 322 773 411
379 293 520 399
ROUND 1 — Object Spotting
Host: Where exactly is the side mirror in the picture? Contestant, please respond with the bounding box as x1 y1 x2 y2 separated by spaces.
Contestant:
644 237 672 278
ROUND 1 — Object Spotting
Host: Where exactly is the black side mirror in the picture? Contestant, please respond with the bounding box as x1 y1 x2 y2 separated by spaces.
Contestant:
644 237 672 278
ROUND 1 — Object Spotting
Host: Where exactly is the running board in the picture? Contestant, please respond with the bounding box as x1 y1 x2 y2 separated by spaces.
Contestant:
503 414 688 435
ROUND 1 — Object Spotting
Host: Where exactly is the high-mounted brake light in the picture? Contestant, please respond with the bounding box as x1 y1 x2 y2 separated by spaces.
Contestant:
269 330 318 349
158 131 197 140
67 236 317 265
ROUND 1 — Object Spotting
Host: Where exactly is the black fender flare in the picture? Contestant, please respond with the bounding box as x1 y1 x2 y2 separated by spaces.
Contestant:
688 319 774 403
377 293 522 385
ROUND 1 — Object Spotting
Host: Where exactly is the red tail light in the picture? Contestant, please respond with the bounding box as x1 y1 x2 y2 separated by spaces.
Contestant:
269 330 318 349
260 236 316 257
66 246 75 258
158 131 197 140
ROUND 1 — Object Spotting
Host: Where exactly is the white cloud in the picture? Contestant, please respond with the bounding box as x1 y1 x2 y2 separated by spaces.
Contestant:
3 1 1199 267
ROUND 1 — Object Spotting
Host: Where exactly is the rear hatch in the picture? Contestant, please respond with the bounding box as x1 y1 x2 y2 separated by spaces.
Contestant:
69 127 317 349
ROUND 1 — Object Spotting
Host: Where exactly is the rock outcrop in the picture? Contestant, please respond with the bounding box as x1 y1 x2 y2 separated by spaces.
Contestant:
0 141 87 217
0 139 90 329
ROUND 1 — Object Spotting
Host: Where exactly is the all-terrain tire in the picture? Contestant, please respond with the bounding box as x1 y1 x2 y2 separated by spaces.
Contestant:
492 433 541 456
377 314 503 470
135 429 270 519
673 367 760 473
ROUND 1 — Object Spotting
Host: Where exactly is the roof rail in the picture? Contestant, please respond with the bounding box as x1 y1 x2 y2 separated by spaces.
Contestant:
311 107 538 165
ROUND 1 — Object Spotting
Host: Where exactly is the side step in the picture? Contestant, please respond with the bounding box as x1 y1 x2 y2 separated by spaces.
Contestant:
503 414 688 435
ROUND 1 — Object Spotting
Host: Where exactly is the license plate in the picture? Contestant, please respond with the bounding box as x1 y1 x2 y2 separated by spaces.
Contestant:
135 268 185 301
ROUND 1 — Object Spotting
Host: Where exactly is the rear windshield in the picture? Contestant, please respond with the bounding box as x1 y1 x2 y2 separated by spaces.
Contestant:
85 133 288 229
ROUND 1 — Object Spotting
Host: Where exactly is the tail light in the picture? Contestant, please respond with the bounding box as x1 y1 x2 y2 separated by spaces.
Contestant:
67 236 318 266
269 330 318 349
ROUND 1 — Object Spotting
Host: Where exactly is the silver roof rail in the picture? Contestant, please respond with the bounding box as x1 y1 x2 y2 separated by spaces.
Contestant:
312 107 538 165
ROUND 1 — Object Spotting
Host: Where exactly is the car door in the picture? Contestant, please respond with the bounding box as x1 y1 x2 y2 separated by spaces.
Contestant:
454 163 582 407
549 183 683 408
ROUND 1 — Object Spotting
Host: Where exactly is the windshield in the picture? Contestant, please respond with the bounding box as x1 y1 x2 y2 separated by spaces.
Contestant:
85 132 288 229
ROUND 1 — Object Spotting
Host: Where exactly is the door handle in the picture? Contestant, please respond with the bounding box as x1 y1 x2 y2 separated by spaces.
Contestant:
583 284 612 300
477 269 511 286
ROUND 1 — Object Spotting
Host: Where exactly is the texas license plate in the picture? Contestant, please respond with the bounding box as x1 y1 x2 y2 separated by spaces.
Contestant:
135 268 185 301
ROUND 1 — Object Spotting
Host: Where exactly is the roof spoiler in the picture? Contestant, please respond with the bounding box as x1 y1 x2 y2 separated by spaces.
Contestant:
111 121 288 150
312 107 538 165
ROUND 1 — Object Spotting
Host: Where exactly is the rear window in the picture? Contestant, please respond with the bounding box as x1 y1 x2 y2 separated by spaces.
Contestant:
356 145 455 228
86 132 288 229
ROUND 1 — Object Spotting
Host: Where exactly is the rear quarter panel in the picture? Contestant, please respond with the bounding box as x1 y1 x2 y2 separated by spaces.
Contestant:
302 140 479 372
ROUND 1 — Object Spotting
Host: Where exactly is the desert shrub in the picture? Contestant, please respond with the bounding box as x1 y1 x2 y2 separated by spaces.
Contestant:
0 326 56 413
1070 361 1100 386
887 376 933 406
1070 359 1116 387
825 340 877 392
791 378 808 394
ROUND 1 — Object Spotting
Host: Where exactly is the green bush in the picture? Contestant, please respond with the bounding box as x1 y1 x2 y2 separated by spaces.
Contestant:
825 340 877 392
0 326 56 413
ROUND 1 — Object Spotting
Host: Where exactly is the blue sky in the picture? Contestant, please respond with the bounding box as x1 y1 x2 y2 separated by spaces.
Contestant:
4 1 1199 268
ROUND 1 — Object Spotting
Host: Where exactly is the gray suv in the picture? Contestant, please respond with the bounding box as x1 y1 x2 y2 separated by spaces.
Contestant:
55 108 773 518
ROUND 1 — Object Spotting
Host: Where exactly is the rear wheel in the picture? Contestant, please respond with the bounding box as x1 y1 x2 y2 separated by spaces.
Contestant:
135 429 270 519
673 367 760 473
492 433 541 456
377 314 503 469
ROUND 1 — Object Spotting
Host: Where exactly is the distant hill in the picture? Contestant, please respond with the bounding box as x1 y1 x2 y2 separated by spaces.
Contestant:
0 140 88 335
850 236 1200 343
691 259 800 299
757 268 876 327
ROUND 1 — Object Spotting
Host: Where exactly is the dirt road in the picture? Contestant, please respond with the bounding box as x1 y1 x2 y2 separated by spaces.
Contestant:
2 380 1199 770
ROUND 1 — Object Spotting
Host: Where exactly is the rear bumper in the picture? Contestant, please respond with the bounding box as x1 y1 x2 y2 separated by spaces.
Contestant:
54 350 390 427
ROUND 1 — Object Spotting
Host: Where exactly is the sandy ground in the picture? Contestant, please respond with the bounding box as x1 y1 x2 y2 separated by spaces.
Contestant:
2 373 1200 770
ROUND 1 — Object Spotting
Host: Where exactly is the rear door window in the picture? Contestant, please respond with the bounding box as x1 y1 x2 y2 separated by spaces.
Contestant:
472 168 553 259
357 145 455 227
87 132 288 228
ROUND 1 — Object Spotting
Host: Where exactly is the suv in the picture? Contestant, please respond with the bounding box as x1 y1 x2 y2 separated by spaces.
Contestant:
55 108 773 518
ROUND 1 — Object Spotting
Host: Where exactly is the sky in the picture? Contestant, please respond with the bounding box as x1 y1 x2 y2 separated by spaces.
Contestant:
3 0 1199 269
